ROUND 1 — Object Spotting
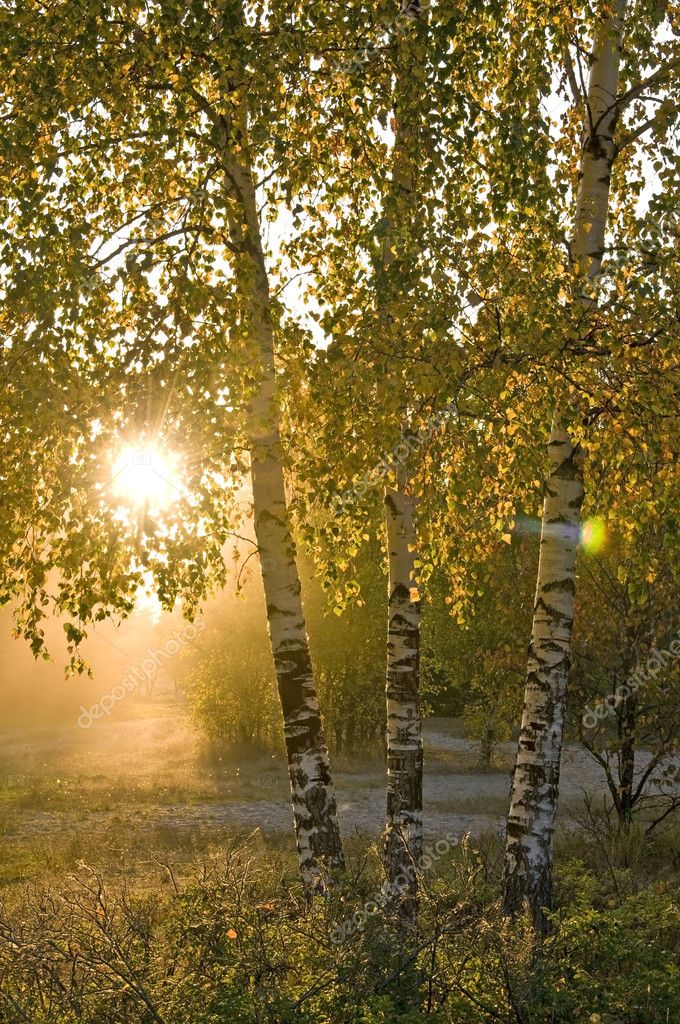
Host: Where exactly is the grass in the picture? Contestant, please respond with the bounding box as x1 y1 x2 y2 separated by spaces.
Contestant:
0 820 286 890
427 792 511 816
1 706 680 1021
1 828 679 1023
424 743 514 775
0 705 503 866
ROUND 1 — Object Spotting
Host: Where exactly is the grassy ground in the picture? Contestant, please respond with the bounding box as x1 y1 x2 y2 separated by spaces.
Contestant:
1 702 680 1022
0 699 662 894
0 703 495 886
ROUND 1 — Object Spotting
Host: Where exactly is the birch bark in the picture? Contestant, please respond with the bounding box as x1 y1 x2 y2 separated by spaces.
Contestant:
503 417 585 929
381 0 425 898
214 11 344 892
384 479 423 899
503 0 627 930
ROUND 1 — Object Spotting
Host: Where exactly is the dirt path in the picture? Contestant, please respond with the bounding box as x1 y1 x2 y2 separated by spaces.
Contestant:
0 713 674 844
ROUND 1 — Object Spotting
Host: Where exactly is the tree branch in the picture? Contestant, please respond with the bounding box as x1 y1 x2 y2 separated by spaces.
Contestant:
616 55 680 112
617 102 679 152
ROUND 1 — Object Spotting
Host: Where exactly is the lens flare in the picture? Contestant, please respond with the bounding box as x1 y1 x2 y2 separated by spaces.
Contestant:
112 445 181 510
581 517 606 553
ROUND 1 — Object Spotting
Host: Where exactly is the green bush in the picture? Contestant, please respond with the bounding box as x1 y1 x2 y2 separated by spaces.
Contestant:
1 838 679 1023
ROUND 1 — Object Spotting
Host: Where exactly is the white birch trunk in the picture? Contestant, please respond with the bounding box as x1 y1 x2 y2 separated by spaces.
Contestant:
503 0 626 930
216 57 343 893
503 418 585 929
381 1 425 901
384 483 423 899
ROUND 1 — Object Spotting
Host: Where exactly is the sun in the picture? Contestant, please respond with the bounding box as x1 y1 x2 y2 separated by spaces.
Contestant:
112 445 182 510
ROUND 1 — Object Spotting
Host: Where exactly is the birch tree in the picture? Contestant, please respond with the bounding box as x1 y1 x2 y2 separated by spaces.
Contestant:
208 5 344 885
384 471 423 898
503 414 586 928
380 1 426 901
0 0 349 891
503 0 680 929
286 1 540 909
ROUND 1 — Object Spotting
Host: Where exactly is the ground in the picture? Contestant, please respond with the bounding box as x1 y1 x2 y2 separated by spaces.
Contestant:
0 700 624 890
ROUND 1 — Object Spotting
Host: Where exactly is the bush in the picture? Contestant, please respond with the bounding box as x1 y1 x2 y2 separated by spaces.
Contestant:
1 838 679 1023
184 640 281 749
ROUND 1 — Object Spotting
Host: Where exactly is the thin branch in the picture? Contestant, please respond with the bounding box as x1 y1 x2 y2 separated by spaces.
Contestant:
90 226 196 271
563 46 585 107
617 103 679 152
645 797 680 835
0 989 34 1024
616 55 680 111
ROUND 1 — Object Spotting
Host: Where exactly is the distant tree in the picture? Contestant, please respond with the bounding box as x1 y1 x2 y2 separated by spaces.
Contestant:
417 543 534 769
572 527 680 832
460 540 535 769
304 549 386 756
184 581 281 750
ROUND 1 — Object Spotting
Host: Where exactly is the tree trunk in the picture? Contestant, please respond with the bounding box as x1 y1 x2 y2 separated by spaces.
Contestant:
503 0 626 930
503 418 585 929
479 718 496 770
250 432 344 890
381 1 425 906
617 692 637 826
384 484 423 903
216 40 344 892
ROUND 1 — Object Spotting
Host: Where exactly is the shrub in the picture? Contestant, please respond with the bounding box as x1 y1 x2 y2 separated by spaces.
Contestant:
1 840 679 1023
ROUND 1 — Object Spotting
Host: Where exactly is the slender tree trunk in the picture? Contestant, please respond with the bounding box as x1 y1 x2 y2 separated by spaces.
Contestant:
250 410 344 890
214 33 343 892
503 0 627 929
384 483 423 901
503 418 585 929
479 717 496 770
381 1 426 903
617 693 637 826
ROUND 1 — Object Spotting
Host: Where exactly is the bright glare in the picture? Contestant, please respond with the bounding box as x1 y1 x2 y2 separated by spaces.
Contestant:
581 517 606 553
135 570 164 623
112 446 182 510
